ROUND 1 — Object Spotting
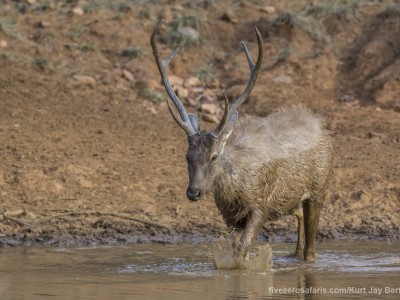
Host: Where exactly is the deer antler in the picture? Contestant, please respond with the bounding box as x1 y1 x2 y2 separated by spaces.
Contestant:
150 19 198 136
212 27 264 137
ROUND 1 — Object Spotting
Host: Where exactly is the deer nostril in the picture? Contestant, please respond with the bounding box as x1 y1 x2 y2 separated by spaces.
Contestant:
187 188 202 201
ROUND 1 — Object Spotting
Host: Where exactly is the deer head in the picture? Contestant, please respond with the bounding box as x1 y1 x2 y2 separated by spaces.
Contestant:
150 20 263 201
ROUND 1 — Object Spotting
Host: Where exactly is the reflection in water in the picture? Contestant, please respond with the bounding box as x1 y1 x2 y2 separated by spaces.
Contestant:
0 241 399 299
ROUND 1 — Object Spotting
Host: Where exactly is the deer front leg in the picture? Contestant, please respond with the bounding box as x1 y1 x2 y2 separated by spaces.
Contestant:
234 210 264 268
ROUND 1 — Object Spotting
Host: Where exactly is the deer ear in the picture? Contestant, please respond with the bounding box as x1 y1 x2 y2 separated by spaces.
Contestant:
188 113 200 132
229 111 238 124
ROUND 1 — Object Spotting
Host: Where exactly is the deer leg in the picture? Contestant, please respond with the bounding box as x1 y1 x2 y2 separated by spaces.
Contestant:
303 199 320 262
294 206 305 259
234 211 264 268
231 228 244 249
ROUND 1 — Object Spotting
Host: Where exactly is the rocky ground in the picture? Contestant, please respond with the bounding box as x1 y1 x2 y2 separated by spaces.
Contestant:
0 0 399 247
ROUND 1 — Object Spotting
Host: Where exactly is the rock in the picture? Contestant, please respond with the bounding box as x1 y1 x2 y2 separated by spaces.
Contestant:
138 78 161 90
186 96 198 107
273 74 293 84
192 86 205 94
221 9 238 24
215 51 226 62
37 20 50 28
201 102 219 114
4 209 25 217
340 94 354 102
178 27 200 41
171 5 184 11
147 106 158 115
0 40 7 48
26 0 36 4
202 113 220 123
260 6 276 14
72 75 96 86
184 76 202 88
176 86 188 99
48 180 64 194
122 69 134 82
72 7 84 16
392 135 400 144
169 75 184 88
226 85 244 100
210 78 220 88
198 89 218 102
367 131 382 139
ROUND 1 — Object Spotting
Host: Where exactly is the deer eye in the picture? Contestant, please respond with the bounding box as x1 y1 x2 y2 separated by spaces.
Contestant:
211 154 218 162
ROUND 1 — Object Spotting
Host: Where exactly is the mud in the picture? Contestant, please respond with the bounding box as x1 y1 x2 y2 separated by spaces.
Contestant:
0 0 399 247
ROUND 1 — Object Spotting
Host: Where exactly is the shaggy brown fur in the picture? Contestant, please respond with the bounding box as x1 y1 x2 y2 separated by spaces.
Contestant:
187 106 334 267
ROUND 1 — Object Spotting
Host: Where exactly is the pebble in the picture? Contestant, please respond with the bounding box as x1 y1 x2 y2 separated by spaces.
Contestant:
169 75 184 87
340 94 354 102
367 131 382 139
178 27 200 41
140 79 161 90
176 86 189 99
38 20 50 28
0 40 7 48
171 5 184 12
201 102 219 115
221 9 238 24
186 96 198 107
122 69 134 82
214 51 226 62
273 74 293 84
210 78 220 88
260 6 276 14
73 75 96 86
72 7 84 16
184 76 202 88
202 113 220 123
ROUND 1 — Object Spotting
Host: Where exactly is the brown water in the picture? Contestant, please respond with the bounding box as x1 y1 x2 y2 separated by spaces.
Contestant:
0 240 399 299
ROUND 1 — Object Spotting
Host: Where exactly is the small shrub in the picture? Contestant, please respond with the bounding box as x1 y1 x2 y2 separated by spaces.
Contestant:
121 47 141 58
193 66 214 85
143 88 164 103
33 57 48 70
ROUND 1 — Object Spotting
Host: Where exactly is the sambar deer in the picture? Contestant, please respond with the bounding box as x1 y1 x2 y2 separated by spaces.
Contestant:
150 20 334 268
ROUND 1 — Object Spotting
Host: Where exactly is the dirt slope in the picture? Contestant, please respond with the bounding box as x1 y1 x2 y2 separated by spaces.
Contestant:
0 0 399 246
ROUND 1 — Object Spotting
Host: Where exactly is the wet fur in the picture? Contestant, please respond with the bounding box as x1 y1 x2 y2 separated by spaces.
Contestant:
211 106 334 229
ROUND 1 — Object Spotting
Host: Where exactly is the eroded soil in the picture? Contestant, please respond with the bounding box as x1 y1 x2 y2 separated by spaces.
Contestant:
0 0 399 246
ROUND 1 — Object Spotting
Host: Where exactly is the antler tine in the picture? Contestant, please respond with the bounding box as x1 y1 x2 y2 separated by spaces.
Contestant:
229 27 264 115
211 27 263 138
150 19 197 136
211 93 230 137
